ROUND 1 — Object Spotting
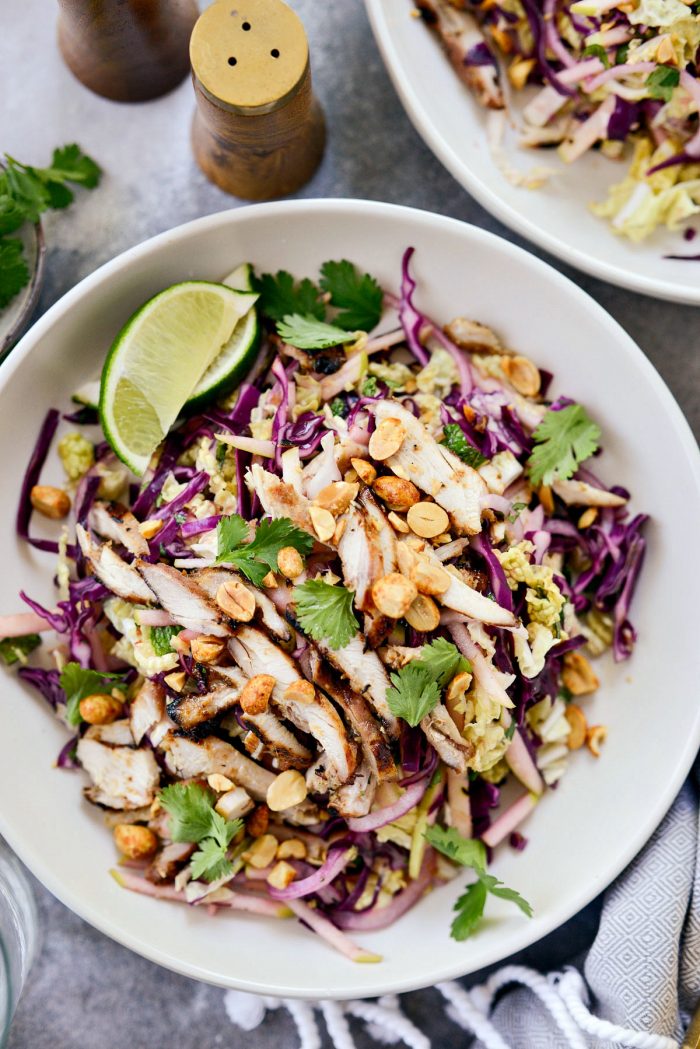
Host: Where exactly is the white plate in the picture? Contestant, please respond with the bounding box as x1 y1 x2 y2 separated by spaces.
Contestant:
365 0 700 305
0 200 698 999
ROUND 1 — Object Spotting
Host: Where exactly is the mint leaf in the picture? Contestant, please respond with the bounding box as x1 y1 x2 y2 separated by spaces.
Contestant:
441 424 487 469
150 625 182 656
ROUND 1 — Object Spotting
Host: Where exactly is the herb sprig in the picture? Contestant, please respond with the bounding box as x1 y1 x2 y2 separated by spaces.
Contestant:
386 638 471 727
216 513 313 587
159 783 243 883
292 579 359 649
441 423 487 469
526 403 601 488
59 662 128 726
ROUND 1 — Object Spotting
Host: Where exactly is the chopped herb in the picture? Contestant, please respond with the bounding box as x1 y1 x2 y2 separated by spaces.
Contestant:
386 639 471 727
59 662 127 726
216 442 227 465
526 403 601 488
0 633 41 666
0 238 29 309
441 423 487 469
217 513 313 587
174 512 187 525
504 721 516 741
293 579 359 649
362 375 379 397
319 259 383 332
254 269 324 322
426 824 532 941
159 783 242 882
276 314 358 351
615 43 629 64
582 43 610 68
150 625 183 656
645 65 680 103
507 501 528 523
330 397 346 417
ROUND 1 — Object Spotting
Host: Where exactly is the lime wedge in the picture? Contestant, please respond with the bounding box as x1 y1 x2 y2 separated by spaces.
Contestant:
186 306 260 411
223 262 255 293
100 281 256 475
72 379 100 409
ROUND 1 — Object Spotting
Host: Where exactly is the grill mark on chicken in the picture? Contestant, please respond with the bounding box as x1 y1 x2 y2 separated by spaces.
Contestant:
88 501 149 557
416 0 504 110
76 525 155 604
420 703 475 773
136 561 232 637
193 566 293 644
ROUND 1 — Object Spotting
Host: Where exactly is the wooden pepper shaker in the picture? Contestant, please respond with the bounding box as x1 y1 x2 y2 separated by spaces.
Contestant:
190 0 326 201
57 0 199 103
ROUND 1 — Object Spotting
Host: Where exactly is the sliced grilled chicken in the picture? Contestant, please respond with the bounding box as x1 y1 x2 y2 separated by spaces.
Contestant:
130 679 171 746
83 720 134 746
77 736 160 809
136 561 231 637
88 501 149 557
193 567 293 644
169 685 242 732
310 630 398 739
146 841 196 884
416 0 504 109
552 479 627 508
372 400 486 535
417 543 517 627
158 732 319 825
229 626 356 786
247 464 316 536
76 524 154 604
330 759 376 818
337 488 396 647
310 654 397 783
421 703 475 773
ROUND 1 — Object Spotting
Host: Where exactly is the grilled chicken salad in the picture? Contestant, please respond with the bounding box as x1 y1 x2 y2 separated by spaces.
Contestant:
2 251 647 962
415 0 700 243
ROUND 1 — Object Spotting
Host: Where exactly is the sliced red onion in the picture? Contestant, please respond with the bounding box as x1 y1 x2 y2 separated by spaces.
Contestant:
0 610 57 638
449 623 512 707
114 869 289 917
287 898 381 963
137 609 178 627
267 846 355 901
347 779 427 832
481 792 539 848
216 433 275 457
331 851 435 932
503 713 544 796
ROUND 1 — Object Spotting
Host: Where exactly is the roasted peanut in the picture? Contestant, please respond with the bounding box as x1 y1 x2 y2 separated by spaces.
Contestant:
207 773 234 793
216 579 256 621
277 838 307 860
388 511 409 534
190 635 225 664
138 518 163 540
351 457 377 485
283 679 316 704
242 833 278 869
240 674 275 715
215 787 254 821
410 557 451 596
30 485 71 520
277 546 305 580
164 670 186 692
372 475 421 512
565 704 587 750
446 670 473 704
507 56 536 90
396 542 417 577
79 692 123 725
246 803 269 838
372 573 418 619
332 517 347 544
577 507 598 530
538 485 554 516
405 593 441 632
266 860 297 890
407 501 450 539
309 505 336 543
266 769 308 812
586 724 607 758
500 354 541 397
113 823 158 860
314 481 359 515
368 418 406 461
561 651 600 696
656 35 676 63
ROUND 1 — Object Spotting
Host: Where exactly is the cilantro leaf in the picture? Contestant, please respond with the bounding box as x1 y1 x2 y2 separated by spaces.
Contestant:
615 43 629 65
362 376 379 397
319 259 383 332
42 144 102 190
59 662 127 726
416 637 471 689
150 625 183 656
159 783 219 843
426 822 533 941
217 514 313 587
425 824 487 870
255 270 324 322
386 662 441 727
526 403 601 488
0 633 41 666
159 783 242 882
293 580 359 649
582 43 610 68
0 194 27 235
2 159 50 223
0 238 30 309
330 397 346 417
190 838 234 882
646 65 680 103
441 424 487 469
276 314 358 351
451 880 488 941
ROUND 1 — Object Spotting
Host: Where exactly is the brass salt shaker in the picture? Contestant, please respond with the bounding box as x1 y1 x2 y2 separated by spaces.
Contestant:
190 0 326 201
57 0 199 103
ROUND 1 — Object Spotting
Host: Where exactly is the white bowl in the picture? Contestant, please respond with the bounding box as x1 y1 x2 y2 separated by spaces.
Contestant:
365 0 700 306
0 200 698 999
